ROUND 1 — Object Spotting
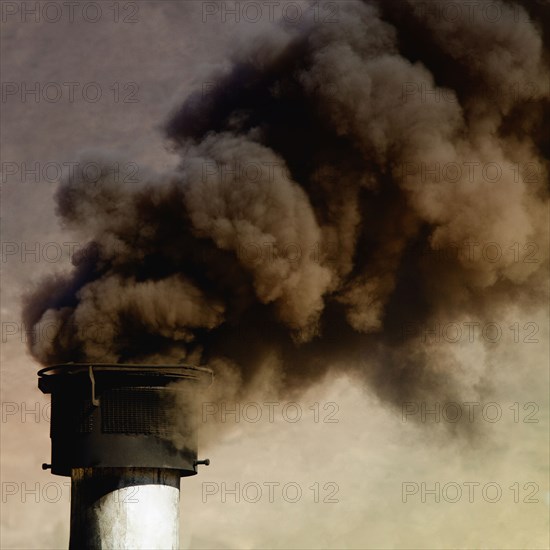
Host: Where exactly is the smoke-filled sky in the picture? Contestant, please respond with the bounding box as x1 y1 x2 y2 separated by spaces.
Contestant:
1 1 549 548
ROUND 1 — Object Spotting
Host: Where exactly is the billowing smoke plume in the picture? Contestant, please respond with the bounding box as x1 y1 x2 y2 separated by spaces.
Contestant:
23 0 549 408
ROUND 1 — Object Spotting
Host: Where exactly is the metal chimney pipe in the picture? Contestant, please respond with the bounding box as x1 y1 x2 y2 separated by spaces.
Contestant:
38 363 212 550
70 467 180 549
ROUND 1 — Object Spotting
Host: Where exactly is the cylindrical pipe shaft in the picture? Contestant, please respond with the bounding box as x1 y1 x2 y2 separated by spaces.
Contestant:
70 467 180 550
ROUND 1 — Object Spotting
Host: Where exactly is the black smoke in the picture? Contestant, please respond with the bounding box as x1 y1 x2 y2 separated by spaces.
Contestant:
23 0 549 409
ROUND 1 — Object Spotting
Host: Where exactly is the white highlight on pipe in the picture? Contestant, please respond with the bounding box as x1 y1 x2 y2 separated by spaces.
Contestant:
92 484 179 549
70 468 181 550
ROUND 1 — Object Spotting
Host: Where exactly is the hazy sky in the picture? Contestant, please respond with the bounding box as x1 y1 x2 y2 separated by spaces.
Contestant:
1 1 549 549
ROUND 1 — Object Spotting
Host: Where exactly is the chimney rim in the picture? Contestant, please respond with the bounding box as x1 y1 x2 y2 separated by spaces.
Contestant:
38 362 213 385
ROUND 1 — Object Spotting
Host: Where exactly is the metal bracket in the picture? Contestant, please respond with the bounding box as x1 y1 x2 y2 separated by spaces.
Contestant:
88 365 100 406
194 458 210 470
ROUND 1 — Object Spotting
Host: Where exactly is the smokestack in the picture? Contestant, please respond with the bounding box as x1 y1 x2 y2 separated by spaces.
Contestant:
38 363 211 549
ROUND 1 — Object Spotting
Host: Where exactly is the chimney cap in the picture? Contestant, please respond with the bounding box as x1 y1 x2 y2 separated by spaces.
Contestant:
38 362 212 386
37 363 212 477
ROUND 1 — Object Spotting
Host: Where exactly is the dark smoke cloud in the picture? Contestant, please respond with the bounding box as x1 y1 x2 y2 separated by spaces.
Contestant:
23 0 549 409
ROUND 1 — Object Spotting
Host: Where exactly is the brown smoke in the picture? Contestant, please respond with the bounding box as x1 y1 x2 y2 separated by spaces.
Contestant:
23 0 549 409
